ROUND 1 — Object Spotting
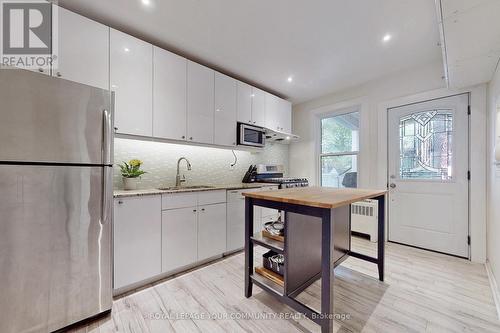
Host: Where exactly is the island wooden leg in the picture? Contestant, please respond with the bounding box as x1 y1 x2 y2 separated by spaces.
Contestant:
320 209 334 333
244 197 254 298
377 194 385 281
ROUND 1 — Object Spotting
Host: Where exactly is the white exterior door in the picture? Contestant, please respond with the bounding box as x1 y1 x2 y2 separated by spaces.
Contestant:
388 94 469 258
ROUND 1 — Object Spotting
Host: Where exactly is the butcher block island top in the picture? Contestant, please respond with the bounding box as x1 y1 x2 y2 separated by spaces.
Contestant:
243 186 387 209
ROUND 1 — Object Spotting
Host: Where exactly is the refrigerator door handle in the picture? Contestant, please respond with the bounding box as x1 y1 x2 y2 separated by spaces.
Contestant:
102 166 113 225
103 109 112 165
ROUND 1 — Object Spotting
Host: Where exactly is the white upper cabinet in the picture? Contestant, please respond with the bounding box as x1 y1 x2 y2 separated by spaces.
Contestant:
110 29 153 136
187 61 215 144
265 92 292 133
214 72 237 146
153 47 187 141
237 82 253 124
251 87 266 127
279 99 292 133
53 6 109 90
265 92 281 132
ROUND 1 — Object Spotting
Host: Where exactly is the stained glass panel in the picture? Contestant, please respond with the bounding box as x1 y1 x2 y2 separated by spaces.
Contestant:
399 110 453 180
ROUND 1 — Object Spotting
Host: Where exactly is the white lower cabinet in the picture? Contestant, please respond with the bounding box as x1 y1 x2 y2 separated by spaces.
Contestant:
226 187 278 251
161 191 227 274
198 203 227 261
113 196 161 289
162 207 198 273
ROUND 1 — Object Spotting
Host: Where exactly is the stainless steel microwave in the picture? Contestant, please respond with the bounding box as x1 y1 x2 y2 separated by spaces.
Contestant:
237 122 266 147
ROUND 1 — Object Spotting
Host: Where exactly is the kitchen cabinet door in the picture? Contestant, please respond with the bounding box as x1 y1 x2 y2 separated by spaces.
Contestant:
162 207 198 273
279 98 292 133
226 189 261 252
198 203 226 261
187 61 214 144
265 92 281 132
53 6 109 90
251 87 266 128
237 81 253 124
110 29 153 136
153 47 187 141
214 72 237 146
114 196 161 289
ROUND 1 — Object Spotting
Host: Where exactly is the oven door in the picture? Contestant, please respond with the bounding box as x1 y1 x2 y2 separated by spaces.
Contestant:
238 123 266 147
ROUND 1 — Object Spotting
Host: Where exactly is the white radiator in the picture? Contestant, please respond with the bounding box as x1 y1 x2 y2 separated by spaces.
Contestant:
351 199 378 242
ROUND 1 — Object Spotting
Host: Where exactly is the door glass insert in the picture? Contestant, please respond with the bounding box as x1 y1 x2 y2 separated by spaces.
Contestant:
399 110 453 180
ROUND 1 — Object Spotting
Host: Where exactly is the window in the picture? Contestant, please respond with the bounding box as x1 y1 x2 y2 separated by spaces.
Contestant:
399 110 453 180
320 111 360 188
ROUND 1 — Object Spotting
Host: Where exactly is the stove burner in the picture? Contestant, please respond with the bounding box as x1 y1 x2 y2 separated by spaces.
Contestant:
255 177 309 189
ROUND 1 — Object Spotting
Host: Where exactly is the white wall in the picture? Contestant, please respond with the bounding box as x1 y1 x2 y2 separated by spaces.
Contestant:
290 60 488 263
290 61 446 187
114 139 289 189
487 64 500 286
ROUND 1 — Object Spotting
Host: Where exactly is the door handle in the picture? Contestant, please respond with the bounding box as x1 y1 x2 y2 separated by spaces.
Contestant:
389 183 396 189
103 109 112 165
102 167 113 225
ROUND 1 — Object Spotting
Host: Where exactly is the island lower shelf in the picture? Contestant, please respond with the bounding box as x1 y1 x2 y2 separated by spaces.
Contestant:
250 207 351 296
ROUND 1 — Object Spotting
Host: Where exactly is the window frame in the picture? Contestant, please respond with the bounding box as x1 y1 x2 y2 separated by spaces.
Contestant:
318 109 361 188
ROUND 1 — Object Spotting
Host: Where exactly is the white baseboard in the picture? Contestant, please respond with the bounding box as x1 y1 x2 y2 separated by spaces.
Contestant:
485 261 500 320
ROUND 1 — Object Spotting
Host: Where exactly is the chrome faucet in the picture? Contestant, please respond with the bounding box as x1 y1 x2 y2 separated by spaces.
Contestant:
176 157 192 187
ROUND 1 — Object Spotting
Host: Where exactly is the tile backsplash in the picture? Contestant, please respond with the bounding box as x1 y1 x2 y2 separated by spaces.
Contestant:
113 138 289 190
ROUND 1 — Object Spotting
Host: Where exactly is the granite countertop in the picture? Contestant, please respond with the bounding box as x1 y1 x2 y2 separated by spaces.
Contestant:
114 183 277 198
243 186 387 209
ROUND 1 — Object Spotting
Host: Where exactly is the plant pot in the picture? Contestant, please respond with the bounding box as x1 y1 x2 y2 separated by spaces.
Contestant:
123 177 138 191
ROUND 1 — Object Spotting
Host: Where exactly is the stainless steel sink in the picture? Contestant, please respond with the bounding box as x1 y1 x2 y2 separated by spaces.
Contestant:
158 185 216 191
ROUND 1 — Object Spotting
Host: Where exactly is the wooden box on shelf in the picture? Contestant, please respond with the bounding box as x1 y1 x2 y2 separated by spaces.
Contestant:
261 230 284 243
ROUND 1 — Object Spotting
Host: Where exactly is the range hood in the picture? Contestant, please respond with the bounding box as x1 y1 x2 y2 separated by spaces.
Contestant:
265 128 300 144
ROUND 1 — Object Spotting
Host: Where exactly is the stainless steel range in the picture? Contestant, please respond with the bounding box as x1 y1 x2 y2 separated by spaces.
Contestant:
249 164 309 188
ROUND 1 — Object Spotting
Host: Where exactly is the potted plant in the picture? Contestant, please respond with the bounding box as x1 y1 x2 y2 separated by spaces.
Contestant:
119 159 146 190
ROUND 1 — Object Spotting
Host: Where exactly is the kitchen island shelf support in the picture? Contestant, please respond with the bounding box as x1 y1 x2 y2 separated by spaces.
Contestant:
244 188 387 333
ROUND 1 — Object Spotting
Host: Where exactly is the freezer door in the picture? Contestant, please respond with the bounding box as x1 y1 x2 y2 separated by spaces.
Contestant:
0 165 112 333
0 69 112 165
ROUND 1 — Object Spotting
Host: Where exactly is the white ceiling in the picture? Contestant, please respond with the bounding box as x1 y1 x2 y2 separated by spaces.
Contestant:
58 0 442 104
439 0 500 88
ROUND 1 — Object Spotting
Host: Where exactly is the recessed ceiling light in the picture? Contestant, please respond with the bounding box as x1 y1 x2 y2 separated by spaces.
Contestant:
382 34 392 42
141 0 151 5
287 76 293 83
286 136 291 140
124 47 130 53
251 94 255 97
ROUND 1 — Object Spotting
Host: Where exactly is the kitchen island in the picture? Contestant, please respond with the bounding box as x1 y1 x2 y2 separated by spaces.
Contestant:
243 186 387 333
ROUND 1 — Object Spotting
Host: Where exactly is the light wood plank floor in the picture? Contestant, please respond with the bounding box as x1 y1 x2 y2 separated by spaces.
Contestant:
69 238 500 333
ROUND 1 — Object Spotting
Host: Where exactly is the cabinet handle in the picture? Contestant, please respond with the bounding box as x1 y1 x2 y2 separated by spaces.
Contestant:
118 200 123 204
182 136 186 139
38 68 44 73
201 208 205 212
56 72 62 77
189 137 193 140
193 209 197 212
114 127 118 132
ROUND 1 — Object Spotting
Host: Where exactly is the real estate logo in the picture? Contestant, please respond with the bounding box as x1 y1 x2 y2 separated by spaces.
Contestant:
1 0 57 70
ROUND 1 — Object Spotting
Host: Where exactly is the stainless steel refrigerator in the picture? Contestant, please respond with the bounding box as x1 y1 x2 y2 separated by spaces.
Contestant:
0 70 113 333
